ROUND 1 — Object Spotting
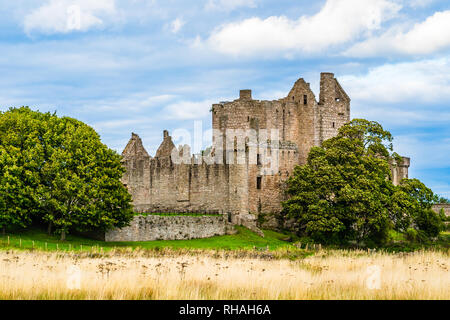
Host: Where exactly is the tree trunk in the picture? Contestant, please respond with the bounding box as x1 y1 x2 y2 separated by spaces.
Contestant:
60 230 66 241
2 227 5 236
47 221 53 235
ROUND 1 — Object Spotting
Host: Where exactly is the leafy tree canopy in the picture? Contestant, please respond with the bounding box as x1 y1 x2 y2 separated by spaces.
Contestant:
283 119 444 245
437 196 450 204
0 107 134 239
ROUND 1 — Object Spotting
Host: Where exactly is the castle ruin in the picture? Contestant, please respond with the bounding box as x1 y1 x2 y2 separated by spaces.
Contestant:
121 73 410 228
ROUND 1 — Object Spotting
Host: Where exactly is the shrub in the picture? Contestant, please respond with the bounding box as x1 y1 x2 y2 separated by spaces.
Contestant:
406 228 418 242
415 208 444 238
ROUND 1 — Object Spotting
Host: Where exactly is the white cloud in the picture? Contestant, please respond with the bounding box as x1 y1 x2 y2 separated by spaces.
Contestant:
163 100 214 120
345 10 450 56
205 0 401 56
170 18 185 33
205 0 257 12
24 0 116 34
340 58 450 104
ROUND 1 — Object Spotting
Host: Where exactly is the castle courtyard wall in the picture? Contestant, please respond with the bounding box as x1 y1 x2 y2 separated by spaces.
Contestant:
432 204 450 217
104 215 235 241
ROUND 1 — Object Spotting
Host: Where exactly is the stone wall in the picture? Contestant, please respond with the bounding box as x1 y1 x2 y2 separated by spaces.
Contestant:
122 135 234 215
432 204 450 217
105 215 235 242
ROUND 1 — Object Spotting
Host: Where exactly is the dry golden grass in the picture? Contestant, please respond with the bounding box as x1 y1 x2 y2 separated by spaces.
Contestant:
0 248 448 300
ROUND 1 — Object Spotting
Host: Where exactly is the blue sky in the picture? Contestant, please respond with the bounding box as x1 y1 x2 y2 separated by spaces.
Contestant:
0 0 449 198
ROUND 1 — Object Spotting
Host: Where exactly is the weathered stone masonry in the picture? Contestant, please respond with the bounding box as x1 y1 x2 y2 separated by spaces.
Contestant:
121 72 411 229
432 204 450 217
105 215 235 242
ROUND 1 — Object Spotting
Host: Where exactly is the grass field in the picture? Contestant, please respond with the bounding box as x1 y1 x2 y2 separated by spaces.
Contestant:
0 227 448 299
1 227 448 254
0 226 299 252
0 248 448 299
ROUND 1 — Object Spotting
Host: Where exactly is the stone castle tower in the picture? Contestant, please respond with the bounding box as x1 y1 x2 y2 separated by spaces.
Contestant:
121 73 410 226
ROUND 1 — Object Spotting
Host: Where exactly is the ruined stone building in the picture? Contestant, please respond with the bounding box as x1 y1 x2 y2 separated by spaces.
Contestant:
121 73 410 226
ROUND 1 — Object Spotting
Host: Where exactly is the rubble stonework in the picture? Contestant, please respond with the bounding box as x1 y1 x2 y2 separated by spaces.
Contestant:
121 73 411 231
432 204 450 217
105 215 235 242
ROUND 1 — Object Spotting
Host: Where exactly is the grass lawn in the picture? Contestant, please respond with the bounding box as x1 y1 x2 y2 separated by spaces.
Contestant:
1 226 447 254
0 226 299 252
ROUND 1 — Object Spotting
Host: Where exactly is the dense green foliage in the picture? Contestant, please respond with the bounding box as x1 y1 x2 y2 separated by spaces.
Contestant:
391 178 444 239
0 107 133 239
283 119 445 245
437 197 450 204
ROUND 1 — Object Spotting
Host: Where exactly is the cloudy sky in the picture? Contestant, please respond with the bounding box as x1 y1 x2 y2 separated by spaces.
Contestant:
0 0 449 198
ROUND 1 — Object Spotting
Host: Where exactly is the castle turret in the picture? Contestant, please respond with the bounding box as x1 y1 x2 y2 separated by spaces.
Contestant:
390 156 410 186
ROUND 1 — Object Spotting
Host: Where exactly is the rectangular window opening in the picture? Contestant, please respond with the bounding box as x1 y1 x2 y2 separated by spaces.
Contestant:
303 95 307 105
256 176 262 190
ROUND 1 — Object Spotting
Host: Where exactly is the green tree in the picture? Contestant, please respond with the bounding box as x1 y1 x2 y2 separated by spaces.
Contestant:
437 197 450 204
393 179 444 238
0 108 44 234
37 117 134 240
283 118 444 245
283 119 397 244
0 107 134 240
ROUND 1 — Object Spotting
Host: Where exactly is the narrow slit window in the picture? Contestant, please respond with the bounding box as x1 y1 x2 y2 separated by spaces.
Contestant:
256 176 262 190
303 95 307 105
332 122 335 128
257 154 262 165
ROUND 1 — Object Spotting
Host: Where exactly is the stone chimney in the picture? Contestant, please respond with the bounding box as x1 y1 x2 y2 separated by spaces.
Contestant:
240 89 252 100
319 72 335 105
